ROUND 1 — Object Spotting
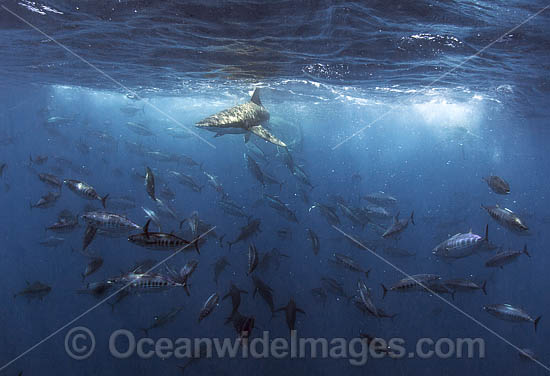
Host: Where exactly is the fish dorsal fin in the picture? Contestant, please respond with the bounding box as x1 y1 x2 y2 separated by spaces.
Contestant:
250 88 262 106
144 219 151 235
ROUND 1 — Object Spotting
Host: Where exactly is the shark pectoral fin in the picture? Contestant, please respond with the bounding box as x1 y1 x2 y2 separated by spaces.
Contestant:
249 125 287 147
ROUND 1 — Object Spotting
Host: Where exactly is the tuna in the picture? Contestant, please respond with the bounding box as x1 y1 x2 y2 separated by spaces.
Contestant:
247 243 259 275
382 211 415 238
81 211 141 234
485 245 530 268
433 225 488 259
198 293 219 323
363 191 397 207
145 166 157 202
251 276 275 313
274 298 305 332
309 202 341 226
64 179 108 208
38 173 62 188
227 218 261 251
483 175 510 194
30 191 60 209
357 280 378 317
222 283 248 313
306 228 320 255
481 204 528 233
14 281 51 300
141 307 184 336
444 279 487 295
330 253 370 278
82 257 104 280
381 274 441 298
128 220 200 254
483 304 541 332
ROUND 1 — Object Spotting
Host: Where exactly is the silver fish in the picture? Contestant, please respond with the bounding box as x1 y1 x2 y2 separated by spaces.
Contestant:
247 243 259 275
38 173 61 188
485 245 530 268
198 293 219 323
331 253 370 278
382 211 414 238
483 304 541 332
82 257 104 280
145 166 156 202
382 274 441 297
128 219 200 254
64 179 108 208
357 280 378 318
433 225 488 259
483 176 510 195
81 211 141 233
306 228 320 255
363 191 397 207
30 191 60 209
481 204 528 232
444 279 487 295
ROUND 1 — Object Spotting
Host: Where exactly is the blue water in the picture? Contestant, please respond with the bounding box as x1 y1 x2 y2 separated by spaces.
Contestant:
1 0 550 375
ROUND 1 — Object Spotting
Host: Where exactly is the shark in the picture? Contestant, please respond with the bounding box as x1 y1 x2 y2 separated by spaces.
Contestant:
196 88 287 147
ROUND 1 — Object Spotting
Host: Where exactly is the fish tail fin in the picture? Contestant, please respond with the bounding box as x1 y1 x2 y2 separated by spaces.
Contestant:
101 194 109 208
381 284 388 299
410 211 415 225
535 316 542 332
365 269 371 279
192 238 200 255
481 280 487 295
227 241 233 251
523 244 530 257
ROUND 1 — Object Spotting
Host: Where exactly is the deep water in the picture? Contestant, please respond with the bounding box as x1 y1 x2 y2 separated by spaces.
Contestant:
1 1 550 375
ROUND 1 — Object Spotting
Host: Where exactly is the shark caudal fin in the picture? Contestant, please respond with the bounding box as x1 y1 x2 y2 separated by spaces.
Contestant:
249 125 287 147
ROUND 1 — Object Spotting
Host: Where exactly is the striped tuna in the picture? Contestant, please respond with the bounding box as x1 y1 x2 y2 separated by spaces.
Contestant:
433 225 488 259
481 204 528 233
64 179 109 208
81 211 141 233
483 304 541 332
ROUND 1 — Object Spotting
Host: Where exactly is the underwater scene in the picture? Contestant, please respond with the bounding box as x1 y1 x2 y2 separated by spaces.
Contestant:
1 0 550 375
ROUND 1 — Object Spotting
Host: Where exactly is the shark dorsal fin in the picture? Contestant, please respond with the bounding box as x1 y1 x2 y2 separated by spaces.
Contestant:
250 88 262 106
